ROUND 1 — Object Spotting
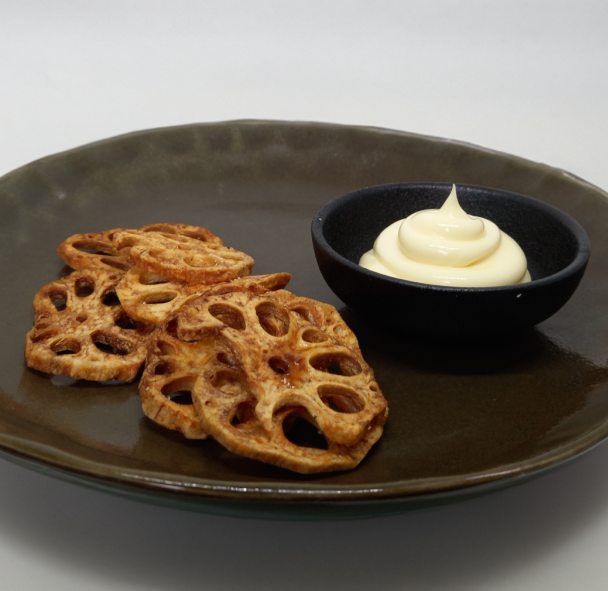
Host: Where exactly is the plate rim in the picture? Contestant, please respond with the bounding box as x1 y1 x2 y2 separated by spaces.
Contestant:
1 417 606 503
3 119 608 513
5 118 608 200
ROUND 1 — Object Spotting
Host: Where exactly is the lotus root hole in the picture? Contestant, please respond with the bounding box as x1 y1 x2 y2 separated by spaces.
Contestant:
140 290 178 305
31 329 58 343
183 232 209 242
302 328 329 343
217 351 239 368
208 304 246 330
49 289 67 311
160 318 177 337
75 277 95 298
138 272 169 285
167 391 193 406
101 289 121 306
317 385 364 413
91 331 133 356
309 353 362 376
100 257 130 271
72 240 113 255
115 311 137 330
210 368 246 396
268 356 289 375
156 340 176 356
142 225 168 233
290 306 316 325
154 361 174 376
50 338 81 355
230 401 257 427
161 376 196 405
282 410 328 450
256 301 290 337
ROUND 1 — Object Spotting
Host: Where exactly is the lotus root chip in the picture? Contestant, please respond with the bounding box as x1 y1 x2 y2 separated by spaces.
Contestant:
138 223 224 245
138 275 291 437
57 228 132 272
179 288 388 473
57 223 224 274
32 224 387 475
25 269 154 382
112 229 254 284
117 269 291 324
139 316 217 439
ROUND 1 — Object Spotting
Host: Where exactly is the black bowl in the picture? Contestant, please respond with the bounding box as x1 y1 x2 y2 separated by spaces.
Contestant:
311 182 591 339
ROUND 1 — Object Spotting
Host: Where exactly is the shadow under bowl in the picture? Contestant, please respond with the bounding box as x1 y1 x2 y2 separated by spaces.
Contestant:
312 182 591 339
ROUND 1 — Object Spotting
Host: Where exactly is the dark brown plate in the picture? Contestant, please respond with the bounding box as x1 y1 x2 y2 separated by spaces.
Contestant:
2 120 608 520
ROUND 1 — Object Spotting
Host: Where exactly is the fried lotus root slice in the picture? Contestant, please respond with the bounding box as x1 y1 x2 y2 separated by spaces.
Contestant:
57 224 222 273
138 276 291 437
183 289 388 473
57 228 132 272
268 289 363 354
138 223 224 245
197 357 387 473
25 269 154 382
113 230 254 284
187 289 387 446
116 269 291 324
139 318 220 439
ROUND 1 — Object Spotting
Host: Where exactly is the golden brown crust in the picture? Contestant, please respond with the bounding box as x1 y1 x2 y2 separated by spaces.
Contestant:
57 224 224 274
112 230 254 284
138 223 224 245
116 270 291 324
179 288 387 473
25 269 154 382
138 274 292 438
139 317 217 439
57 228 132 272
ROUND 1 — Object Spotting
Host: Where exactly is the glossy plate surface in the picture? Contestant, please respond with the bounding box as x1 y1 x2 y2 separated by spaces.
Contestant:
2 120 608 520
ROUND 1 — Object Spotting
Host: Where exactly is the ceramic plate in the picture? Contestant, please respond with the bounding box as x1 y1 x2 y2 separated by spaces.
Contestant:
2 120 608 520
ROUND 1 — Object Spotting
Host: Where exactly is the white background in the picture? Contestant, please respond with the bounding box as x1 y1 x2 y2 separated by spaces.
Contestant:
2 1 608 589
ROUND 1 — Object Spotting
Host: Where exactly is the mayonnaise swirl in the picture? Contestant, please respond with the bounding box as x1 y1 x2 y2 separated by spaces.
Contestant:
359 185 531 287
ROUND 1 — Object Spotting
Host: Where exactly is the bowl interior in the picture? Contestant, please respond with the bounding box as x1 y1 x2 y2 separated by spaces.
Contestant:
321 183 585 285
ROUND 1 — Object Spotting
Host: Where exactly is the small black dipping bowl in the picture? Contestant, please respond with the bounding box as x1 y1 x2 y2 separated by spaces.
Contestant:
311 182 591 339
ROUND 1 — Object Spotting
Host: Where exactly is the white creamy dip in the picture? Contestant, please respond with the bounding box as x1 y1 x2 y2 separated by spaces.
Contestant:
359 185 531 287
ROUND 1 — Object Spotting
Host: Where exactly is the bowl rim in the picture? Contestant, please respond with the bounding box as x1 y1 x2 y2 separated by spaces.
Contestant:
312 181 591 293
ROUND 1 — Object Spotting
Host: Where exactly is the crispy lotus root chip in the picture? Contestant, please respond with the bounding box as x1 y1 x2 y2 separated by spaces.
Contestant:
112 229 254 285
139 317 216 439
138 276 291 437
176 288 388 473
137 223 224 245
57 223 223 273
117 269 292 324
57 228 132 272
25 269 154 382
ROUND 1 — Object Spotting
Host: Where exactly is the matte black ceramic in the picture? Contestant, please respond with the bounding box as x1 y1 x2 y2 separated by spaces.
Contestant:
1 120 608 520
312 183 590 338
